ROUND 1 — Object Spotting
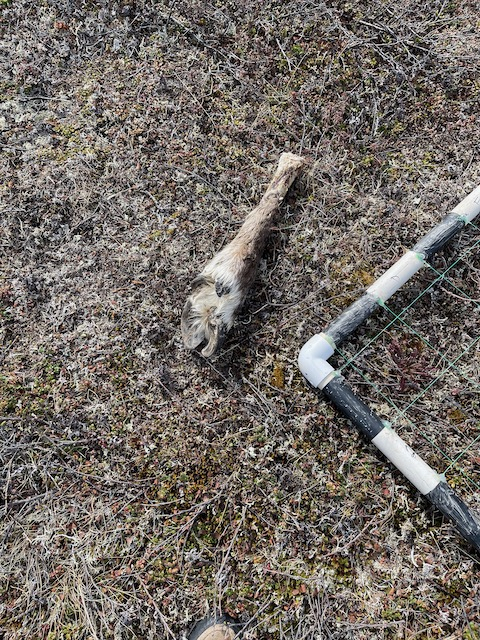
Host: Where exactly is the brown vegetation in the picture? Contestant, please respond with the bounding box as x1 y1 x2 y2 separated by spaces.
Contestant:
1 1 479 638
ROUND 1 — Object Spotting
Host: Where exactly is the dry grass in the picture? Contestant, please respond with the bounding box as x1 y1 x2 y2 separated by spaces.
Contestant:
1 0 480 638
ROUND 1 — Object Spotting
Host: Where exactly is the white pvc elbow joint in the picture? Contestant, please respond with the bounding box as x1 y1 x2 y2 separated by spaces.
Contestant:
298 332 335 389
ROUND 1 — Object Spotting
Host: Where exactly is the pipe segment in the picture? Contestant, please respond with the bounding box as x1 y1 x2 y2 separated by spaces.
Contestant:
322 375 384 440
366 251 424 301
452 183 480 222
322 376 480 551
426 482 480 551
413 213 465 259
322 185 480 350
371 423 441 495
323 378 442 494
298 185 480 552
324 294 378 346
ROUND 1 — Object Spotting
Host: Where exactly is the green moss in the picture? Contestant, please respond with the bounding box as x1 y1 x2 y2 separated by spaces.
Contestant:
382 607 403 622
0 353 63 417
328 554 354 585
392 120 406 135
54 123 81 140
464 623 480 640
271 361 285 389
47 624 82 640
0 374 21 413
448 408 467 425
384 149 439 180
290 43 305 57
36 121 103 162
326 257 375 304
360 154 377 168
0 79 15 98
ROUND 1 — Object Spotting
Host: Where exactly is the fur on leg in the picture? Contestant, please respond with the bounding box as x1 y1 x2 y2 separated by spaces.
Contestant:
181 153 306 357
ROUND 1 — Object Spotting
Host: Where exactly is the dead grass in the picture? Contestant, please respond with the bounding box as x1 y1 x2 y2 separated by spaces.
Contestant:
1 0 480 638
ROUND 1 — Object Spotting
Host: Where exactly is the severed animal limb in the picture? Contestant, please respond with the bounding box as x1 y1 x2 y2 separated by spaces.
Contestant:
181 152 306 357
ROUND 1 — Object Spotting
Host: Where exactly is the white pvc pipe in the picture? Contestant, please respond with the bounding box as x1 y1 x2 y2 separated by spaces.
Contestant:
452 184 480 222
298 332 335 388
366 250 424 303
372 425 441 495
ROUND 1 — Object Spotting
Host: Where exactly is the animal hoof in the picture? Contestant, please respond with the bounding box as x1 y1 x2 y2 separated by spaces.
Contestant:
181 275 235 357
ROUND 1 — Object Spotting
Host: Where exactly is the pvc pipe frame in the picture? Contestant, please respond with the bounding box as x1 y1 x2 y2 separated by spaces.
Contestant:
298 185 480 552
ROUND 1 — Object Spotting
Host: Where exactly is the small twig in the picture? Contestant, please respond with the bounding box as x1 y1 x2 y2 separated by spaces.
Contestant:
440 285 480 303
137 576 176 639
275 38 293 72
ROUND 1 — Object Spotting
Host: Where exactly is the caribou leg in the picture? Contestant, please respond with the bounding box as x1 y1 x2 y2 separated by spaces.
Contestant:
181 152 306 357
